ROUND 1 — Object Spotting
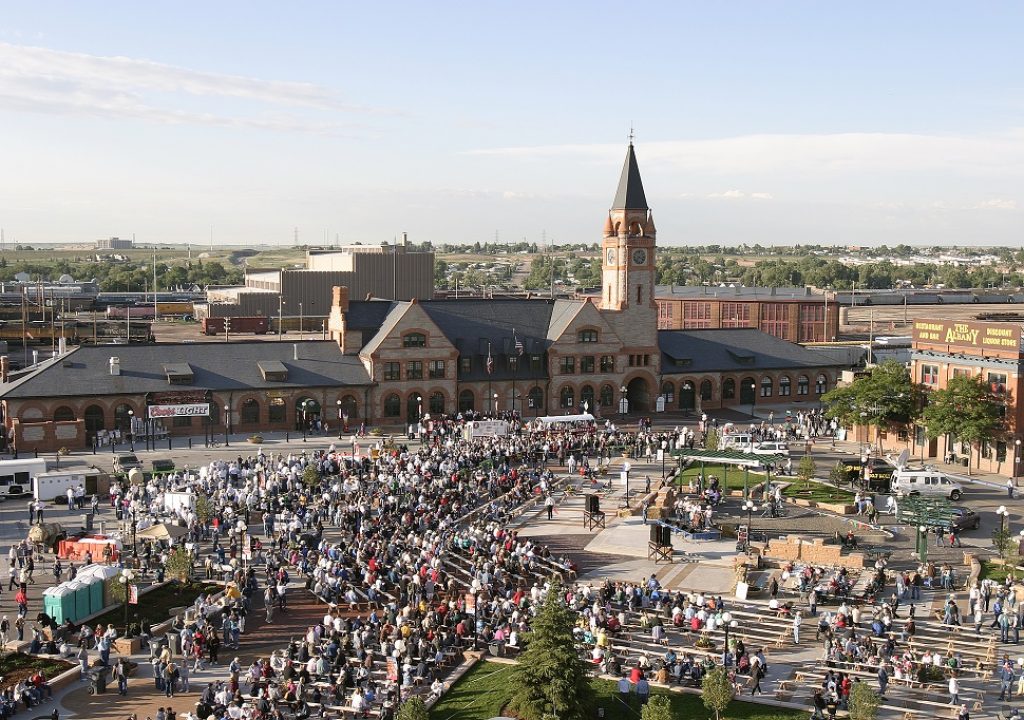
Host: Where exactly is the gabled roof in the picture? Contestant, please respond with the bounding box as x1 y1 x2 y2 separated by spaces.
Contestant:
612 142 648 210
545 300 587 342
659 328 842 375
359 301 412 357
0 341 371 399
344 300 400 330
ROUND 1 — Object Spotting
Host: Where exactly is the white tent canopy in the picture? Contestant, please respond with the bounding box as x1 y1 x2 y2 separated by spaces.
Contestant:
535 413 595 426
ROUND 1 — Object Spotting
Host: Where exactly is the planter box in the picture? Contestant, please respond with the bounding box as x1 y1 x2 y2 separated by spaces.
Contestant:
113 636 143 655
49 665 84 692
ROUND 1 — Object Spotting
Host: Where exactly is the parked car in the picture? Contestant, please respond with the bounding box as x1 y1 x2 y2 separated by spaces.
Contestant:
112 453 143 473
947 507 980 531
751 442 790 458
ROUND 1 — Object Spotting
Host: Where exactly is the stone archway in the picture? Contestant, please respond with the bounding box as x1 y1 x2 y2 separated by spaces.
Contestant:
626 376 650 413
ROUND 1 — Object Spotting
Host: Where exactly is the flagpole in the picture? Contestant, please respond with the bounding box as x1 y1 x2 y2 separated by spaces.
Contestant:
487 341 493 415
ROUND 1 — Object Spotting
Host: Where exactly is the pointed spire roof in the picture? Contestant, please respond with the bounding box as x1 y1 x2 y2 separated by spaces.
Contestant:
611 142 648 210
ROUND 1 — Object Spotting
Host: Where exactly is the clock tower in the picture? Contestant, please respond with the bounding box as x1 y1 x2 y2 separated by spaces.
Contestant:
601 141 657 315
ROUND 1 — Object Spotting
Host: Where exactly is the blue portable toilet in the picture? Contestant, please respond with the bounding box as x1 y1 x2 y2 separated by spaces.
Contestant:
44 585 76 625
69 581 90 621
84 576 103 614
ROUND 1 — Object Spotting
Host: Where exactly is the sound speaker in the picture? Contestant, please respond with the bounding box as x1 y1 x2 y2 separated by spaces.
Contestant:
586 494 600 514
649 524 661 544
660 525 672 547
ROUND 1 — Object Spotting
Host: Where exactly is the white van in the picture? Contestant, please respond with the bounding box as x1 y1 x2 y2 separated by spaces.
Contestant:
751 442 790 458
891 469 964 500
720 433 755 452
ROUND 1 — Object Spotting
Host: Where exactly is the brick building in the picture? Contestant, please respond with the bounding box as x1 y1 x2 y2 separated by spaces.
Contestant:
655 285 840 343
0 142 846 451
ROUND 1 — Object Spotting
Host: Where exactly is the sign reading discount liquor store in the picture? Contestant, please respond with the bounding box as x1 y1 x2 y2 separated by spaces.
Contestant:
148 403 211 418
912 318 1024 354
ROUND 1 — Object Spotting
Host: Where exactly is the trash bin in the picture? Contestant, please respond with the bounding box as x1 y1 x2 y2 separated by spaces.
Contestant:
82 513 94 531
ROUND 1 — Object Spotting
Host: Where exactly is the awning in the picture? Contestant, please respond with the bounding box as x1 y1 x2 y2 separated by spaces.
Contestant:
135 522 188 541
671 448 784 467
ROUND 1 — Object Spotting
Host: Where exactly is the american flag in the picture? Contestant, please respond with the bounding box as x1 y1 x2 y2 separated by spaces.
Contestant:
486 343 494 375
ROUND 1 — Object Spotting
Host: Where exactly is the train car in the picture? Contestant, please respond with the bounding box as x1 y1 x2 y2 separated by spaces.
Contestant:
202 316 269 335
105 305 157 320
155 301 194 316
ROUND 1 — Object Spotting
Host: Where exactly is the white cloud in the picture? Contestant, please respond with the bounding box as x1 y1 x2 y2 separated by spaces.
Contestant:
964 198 1017 210
0 41 393 131
703 190 773 200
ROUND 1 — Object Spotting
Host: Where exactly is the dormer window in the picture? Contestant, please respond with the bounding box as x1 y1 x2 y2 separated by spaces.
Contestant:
403 332 426 348
578 329 598 343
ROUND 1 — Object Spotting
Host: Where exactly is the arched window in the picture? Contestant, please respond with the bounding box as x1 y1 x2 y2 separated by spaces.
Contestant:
797 375 810 395
760 377 774 398
779 376 791 397
338 395 358 420
580 385 595 411
599 384 614 407
458 390 475 412
241 398 260 425
268 397 286 423
84 405 105 437
114 404 134 432
402 332 426 348
722 378 736 400
700 380 713 402
661 381 674 404
429 391 445 415
53 406 76 422
528 387 544 411
816 374 828 394
560 386 575 409
384 394 401 417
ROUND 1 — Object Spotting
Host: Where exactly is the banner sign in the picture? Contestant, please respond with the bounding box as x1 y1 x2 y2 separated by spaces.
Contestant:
148 403 210 419
913 319 1024 353
128 584 139 605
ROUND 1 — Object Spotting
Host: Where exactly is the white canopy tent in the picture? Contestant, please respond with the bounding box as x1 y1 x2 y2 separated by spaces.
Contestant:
535 413 595 426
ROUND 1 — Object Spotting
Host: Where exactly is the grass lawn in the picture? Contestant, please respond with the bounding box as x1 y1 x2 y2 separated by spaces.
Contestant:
429 661 806 720
90 581 222 631
675 464 769 494
979 560 1021 583
781 481 855 503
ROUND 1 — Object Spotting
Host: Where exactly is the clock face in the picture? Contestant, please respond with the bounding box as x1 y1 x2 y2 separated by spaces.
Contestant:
606 248 616 265
632 248 647 265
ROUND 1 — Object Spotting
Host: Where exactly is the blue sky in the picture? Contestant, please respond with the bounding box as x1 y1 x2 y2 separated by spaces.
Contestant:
1 2 1022 247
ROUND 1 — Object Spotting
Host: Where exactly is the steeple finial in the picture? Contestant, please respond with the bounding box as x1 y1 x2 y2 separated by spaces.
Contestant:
628 125 634 145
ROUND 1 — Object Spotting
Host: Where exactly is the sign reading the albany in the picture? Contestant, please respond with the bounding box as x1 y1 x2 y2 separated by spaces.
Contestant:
913 319 1024 353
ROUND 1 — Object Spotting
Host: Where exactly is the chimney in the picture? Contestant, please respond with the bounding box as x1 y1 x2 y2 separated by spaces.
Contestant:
0 356 9 383
402 232 408 246
109 357 121 376
293 343 298 361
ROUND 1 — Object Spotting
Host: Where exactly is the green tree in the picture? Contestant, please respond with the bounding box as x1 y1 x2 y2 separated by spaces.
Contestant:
922 374 1002 475
507 578 590 720
302 464 321 489
848 681 881 720
822 360 919 452
641 695 672 720
194 494 214 525
704 429 719 451
396 697 428 720
830 460 852 496
797 454 817 493
700 666 734 720
165 546 193 583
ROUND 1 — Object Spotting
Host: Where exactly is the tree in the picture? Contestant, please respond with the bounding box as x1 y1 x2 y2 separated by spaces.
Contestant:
922 374 1002 475
641 695 672 720
701 666 734 720
165 546 193 583
848 681 881 720
796 454 817 493
704 429 720 451
396 697 428 720
822 360 920 451
507 578 590 720
302 464 321 489
194 494 214 526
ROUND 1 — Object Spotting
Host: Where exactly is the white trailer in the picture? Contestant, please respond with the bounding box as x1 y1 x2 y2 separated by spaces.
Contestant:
33 469 104 503
0 458 48 497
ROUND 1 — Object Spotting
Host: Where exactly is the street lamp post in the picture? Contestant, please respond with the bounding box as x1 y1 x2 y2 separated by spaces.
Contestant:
223 404 231 446
661 440 668 479
336 400 343 437
743 500 758 550
748 382 757 419
619 384 628 415
998 505 1009 535
118 568 136 636
682 382 693 416
492 392 498 415
721 612 737 666
127 410 135 451
1016 438 1022 485
302 400 310 442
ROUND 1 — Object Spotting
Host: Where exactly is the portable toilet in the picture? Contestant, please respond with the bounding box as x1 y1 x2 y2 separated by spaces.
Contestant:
89 564 121 607
84 575 103 614
69 581 91 621
44 585 76 625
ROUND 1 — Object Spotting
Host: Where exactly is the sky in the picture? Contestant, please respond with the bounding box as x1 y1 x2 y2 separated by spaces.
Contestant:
0 2 1022 248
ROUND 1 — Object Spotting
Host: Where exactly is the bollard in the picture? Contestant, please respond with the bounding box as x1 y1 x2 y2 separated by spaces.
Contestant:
34 449 38 458
189 438 192 449
168 437 172 450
